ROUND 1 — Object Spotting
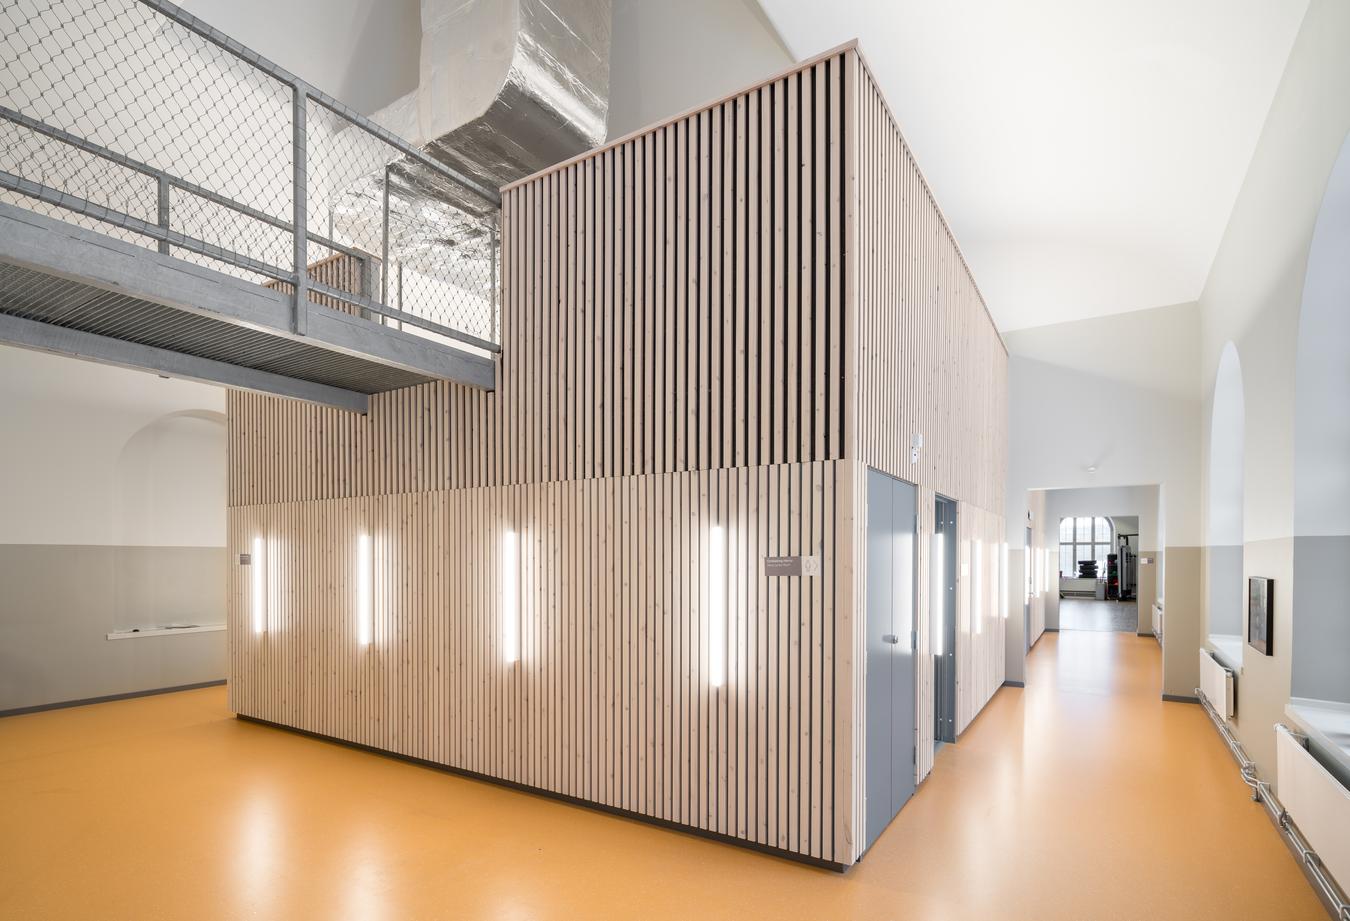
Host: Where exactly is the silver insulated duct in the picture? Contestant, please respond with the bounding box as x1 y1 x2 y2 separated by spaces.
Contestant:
319 0 609 345
376 0 611 191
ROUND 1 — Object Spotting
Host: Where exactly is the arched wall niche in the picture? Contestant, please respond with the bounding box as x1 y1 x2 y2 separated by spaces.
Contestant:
115 409 227 548
1292 128 1350 705
1206 342 1245 648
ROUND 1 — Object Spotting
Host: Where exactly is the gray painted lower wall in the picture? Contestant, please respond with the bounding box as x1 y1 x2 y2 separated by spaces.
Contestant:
1293 534 1350 703
1206 543 1244 636
1229 538 1295 782
1161 546 1202 700
1136 549 1158 636
0 545 226 711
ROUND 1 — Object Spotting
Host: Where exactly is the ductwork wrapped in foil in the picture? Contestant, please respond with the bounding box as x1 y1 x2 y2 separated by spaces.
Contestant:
378 0 611 193
324 0 609 343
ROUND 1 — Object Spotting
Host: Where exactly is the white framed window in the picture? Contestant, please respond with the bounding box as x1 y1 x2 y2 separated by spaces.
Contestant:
1058 516 1112 578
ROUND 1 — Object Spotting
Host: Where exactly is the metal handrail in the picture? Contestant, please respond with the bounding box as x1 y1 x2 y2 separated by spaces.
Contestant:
0 105 370 266
0 168 291 281
1195 690 1350 920
2 0 503 354
136 0 500 211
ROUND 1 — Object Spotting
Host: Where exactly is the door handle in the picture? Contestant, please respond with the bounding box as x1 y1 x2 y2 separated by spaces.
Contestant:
882 634 899 645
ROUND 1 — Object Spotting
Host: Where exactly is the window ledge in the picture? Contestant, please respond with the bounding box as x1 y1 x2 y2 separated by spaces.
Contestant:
1207 634 1243 671
1286 698 1350 785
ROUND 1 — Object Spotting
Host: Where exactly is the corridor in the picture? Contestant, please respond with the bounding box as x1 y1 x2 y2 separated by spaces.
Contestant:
0 632 1324 920
1060 598 1140 632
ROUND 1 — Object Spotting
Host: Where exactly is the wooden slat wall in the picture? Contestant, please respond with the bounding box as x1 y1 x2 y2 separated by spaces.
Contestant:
227 44 1009 869
849 50 1010 808
229 51 849 508
268 251 368 315
851 54 1007 513
228 461 856 864
954 503 1007 736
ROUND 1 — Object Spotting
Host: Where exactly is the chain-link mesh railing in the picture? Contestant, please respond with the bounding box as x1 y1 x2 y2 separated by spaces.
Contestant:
0 0 501 351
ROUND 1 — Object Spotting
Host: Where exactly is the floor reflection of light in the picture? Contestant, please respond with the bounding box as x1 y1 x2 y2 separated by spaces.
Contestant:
235 789 279 910
342 837 388 921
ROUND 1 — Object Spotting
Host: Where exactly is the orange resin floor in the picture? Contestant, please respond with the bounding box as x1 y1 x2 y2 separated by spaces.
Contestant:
0 632 1327 920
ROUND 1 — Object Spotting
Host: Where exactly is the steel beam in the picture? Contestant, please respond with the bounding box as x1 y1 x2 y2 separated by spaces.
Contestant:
0 312 369 413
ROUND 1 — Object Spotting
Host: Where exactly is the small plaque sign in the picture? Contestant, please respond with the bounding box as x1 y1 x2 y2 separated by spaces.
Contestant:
764 555 820 577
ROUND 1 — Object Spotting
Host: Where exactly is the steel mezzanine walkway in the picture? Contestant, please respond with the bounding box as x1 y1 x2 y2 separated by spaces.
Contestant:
0 0 501 413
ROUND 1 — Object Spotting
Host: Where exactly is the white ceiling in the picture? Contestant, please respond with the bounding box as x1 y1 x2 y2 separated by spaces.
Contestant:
756 0 1308 331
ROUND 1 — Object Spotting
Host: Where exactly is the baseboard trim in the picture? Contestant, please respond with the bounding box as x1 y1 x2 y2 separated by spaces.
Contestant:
1162 693 1200 704
1002 680 1025 688
1044 627 1060 632
235 713 850 873
0 678 226 718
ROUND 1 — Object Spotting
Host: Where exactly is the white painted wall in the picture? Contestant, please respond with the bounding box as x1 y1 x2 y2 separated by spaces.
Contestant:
1046 486 1159 554
1005 301 1202 550
607 0 791 139
0 346 226 548
1207 343 1245 546
1294 130 1350 540
180 0 421 115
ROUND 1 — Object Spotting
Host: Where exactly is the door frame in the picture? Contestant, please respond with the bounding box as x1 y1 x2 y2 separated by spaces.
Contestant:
934 494 958 745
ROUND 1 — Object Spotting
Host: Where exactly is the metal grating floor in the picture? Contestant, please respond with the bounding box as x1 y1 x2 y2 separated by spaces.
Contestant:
0 262 432 394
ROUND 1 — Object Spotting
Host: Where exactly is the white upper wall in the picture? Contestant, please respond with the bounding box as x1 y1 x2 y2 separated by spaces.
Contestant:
607 0 791 139
180 0 421 115
755 0 1306 332
1005 301 1201 547
1197 0 1350 545
1207 343 1245 545
1294 129 1350 538
0 347 226 548
1045 486 1159 553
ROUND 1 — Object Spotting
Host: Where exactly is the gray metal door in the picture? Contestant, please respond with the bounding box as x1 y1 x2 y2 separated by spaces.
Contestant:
864 468 917 852
889 478 917 815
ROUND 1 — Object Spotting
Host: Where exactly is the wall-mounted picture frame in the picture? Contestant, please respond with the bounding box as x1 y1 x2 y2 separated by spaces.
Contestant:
1248 577 1273 656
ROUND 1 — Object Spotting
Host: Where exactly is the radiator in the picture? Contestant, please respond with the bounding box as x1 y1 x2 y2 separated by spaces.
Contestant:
1199 649 1234 719
1151 603 1163 641
1277 725 1350 899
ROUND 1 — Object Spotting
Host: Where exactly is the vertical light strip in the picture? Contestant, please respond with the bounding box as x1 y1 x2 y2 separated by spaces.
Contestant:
709 525 727 688
1000 542 1009 619
931 532 945 656
356 533 373 647
501 530 519 664
251 535 265 634
973 539 984 635
1024 545 1031 605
